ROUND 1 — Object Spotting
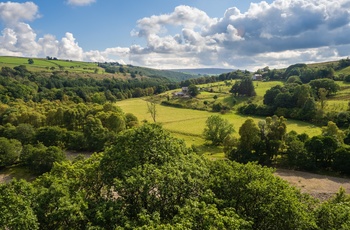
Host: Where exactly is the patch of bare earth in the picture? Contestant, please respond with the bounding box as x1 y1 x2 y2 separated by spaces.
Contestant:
0 173 14 183
275 169 350 201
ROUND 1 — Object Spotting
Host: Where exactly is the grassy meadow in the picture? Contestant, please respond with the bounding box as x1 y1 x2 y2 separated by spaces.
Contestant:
0 56 102 73
116 94 322 157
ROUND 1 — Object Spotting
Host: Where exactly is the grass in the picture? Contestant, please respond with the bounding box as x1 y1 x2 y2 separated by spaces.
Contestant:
0 56 102 73
116 97 322 158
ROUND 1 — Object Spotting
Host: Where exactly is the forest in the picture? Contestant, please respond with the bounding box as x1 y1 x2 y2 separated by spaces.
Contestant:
1 58 350 229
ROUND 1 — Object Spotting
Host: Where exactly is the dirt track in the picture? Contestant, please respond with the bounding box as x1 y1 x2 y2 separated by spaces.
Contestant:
275 169 350 201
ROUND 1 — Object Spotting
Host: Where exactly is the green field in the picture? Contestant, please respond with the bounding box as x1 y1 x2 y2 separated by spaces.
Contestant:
0 56 102 73
116 98 322 156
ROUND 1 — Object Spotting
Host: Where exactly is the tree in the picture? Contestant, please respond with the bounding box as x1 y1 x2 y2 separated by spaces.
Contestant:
188 84 200 97
322 121 345 145
0 180 39 229
13 123 36 145
284 132 312 170
263 85 282 106
0 137 22 167
229 81 241 96
208 161 317 229
333 147 350 175
231 77 256 97
305 136 338 169
298 97 317 121
36 126 67 147
83 115 108 151
125 113 139 128
28 58 34 64
255 116 287 165
100 123 189 184
318 88 328 109
203 115 234 146
147 102 157 122
230 118 260 163
21 144 66 174
316 188 350 229
309 78 340 96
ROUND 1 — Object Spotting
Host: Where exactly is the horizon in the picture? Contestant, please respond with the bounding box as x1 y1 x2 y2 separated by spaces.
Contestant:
1 0 350 70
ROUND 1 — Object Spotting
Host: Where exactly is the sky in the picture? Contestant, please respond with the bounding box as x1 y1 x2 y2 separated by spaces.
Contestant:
1 0 350 70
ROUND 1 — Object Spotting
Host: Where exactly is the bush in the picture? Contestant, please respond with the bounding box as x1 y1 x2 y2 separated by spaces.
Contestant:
0 137 22 167
21 144 66 174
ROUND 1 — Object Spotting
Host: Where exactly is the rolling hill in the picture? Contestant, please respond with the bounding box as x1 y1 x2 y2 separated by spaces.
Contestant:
0 56 199 82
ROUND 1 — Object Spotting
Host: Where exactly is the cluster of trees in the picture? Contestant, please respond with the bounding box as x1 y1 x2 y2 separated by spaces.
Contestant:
181 69 252 87
238 78 341 123
0 65 180 103
254 58 350 82
229 77 256 97
2 124 350 229
0 100 139 173
204 114 350 176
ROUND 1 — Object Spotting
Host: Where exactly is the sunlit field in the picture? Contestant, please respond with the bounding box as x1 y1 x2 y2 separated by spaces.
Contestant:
0 56 101 73
116 97 322 153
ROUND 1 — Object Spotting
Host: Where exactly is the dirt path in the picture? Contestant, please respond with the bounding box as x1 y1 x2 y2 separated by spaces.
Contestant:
275 169 350 201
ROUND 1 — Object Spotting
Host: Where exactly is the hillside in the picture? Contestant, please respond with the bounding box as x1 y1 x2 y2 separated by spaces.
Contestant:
168 68 235 75
0 56 198 82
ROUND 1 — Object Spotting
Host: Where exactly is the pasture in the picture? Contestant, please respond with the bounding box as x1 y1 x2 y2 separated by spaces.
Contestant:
0 56 102 73
116 97 322 157
325 81 350 112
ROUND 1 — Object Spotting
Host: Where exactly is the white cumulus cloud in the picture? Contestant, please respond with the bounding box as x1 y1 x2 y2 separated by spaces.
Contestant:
128 0 350 69
0 2 39 26
2 0 350 70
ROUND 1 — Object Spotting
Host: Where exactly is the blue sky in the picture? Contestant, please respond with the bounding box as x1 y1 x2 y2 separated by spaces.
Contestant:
1 0 350 70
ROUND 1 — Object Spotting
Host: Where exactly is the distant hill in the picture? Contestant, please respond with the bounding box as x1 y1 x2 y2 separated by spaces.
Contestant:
168 68 235 75
0 56 199 82
122 65 199 82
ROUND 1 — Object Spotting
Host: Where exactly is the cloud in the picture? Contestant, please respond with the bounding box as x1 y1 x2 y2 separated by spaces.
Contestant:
0 2 39 26
58 32 84 60
1 0 350 70
127 0 350 69
66 0 96 6
0 22 41 56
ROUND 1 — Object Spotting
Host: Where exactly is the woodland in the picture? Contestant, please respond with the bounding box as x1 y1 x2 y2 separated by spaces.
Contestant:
1 58 350 229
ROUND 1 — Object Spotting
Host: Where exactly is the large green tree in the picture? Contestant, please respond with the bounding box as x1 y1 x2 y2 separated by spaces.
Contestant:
230 77 256 97
203 115 234 146
0 180 39 229
208 160 317 230
229 118 260 163
0 137 22 167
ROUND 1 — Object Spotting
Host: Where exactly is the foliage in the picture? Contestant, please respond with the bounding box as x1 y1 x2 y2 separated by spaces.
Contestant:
100 123 189 184
21 144 66 174
0 137 22 167
147 102 157 122
229 76 256 97
309 78 340 96
315 188 350 229
0 180 39 229
208 161 317 230
203 115 234 146
188 84 200 97
1 124 350 229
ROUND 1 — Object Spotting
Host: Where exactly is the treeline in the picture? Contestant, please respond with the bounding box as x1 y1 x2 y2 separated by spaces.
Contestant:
0 65 180 103
215 115 350 175
1 124 350 229
98 62 199 82
0 100 139 174
237 74 350 127
180 69 252 86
